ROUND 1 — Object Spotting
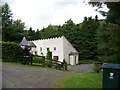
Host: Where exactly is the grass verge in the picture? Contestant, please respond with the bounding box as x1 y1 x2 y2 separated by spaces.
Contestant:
55 72 102 88
2 62 57 71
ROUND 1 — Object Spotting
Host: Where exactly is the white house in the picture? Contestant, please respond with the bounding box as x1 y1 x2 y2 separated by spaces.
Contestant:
20 36 79 65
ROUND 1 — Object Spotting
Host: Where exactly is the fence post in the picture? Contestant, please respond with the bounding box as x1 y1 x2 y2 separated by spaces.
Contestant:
63 59 67 71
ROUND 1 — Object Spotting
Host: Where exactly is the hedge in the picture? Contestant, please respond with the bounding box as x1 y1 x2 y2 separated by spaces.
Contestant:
1 41 25 62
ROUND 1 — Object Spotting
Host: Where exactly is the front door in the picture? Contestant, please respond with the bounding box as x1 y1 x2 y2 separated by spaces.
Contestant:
69 55 76 65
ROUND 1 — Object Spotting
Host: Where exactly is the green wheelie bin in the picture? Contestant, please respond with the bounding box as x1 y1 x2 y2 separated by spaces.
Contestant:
102 63 120 89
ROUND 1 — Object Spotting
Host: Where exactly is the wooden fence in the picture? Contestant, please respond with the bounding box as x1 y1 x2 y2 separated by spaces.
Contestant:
20 55 67 70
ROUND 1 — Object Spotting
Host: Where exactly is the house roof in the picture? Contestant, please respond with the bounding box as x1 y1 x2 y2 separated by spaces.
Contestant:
69 52 78 55
20 37 28 46
28 41 36 47
20 37 36 47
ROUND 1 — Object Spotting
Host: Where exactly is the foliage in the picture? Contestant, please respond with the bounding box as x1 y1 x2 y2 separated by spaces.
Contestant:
2 42 33 65
93 61 102 73
97 22 120 63
79 16 99 61
79 60 94 64
33 56 40 63
2 3 27 42
20 47 33 65
6 19 26 43
27 27 41 40
1 3 41 42
46 48 52 67
63 59 67 70
2 3 13 41
40 25 61 39
89 1 120 64
89 0 120 25
106 2 120 25
2 41 24 62
33 56 45 66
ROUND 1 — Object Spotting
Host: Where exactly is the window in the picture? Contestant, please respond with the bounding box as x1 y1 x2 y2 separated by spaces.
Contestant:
40 47 42 51
53 56 59 60
54 47 56 50
47 48 50 51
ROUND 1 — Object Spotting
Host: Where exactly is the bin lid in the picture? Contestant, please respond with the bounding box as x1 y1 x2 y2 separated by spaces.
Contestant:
102 63 120 69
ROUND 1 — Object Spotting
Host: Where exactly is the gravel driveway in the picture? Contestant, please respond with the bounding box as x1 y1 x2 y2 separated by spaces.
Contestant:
2 63 93 88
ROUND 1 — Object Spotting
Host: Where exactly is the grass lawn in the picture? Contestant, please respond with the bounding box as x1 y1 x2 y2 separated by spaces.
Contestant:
55 72 102 88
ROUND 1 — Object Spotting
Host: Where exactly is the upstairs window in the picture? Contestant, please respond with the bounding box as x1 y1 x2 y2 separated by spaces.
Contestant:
54 47 56 50
40 47 42 51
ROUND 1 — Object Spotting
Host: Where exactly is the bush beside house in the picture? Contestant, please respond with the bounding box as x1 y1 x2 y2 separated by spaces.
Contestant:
2 42 28 63
2 42 20 62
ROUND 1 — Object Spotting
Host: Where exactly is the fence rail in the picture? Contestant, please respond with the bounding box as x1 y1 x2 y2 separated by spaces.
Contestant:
19 55 67 70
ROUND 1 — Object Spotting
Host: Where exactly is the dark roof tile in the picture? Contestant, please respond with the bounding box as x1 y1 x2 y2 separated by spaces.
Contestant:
20 37 36 47
20 37 28 46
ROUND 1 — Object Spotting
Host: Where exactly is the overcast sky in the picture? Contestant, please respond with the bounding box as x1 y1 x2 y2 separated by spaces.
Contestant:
1 0 109 30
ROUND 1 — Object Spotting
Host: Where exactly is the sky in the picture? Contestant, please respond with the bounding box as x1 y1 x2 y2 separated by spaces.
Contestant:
1 0 109 30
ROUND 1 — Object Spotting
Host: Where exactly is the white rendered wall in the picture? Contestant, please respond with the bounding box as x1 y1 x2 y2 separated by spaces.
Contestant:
30 36 79 65
62 36 79 65
31 37 64 62
30 47 36 54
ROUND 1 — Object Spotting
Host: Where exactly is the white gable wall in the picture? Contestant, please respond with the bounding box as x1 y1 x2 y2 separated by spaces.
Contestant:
62 36 79 65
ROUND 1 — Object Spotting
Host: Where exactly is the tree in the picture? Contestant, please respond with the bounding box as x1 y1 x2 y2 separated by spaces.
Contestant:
28 27 35 40
11 19 26 42
62 19 76 39
106 2 120 25
79 16 99 61
89 0 120 25
97 21 120 63
39 25 62 39
89 0 120 63
2 3 26 42
13 19 25 33
34 29 41 40
2 19 26 42
2 3 13 41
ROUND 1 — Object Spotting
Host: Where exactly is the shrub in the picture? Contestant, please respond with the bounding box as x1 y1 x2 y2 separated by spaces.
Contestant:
1 41 31 64
79 60 94 64
33 56 45 66
46 48 52 67
93 61 102 73
33 56 40 63
2 42 24 62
